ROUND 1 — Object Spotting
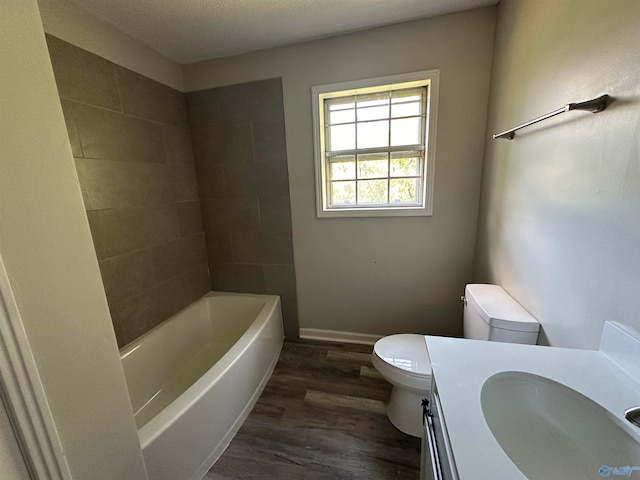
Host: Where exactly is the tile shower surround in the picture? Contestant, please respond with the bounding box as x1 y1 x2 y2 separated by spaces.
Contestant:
186 80 299 338
47 35 210 347
47 36 299 343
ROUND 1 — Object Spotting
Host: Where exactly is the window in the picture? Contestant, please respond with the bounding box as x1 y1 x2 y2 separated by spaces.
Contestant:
312 70 439 218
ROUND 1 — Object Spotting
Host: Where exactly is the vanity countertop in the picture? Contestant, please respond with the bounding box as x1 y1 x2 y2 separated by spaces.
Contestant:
425 322 640 480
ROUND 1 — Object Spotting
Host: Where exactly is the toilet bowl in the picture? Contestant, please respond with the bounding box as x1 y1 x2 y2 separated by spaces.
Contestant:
371 333 431 437
372 284 540 437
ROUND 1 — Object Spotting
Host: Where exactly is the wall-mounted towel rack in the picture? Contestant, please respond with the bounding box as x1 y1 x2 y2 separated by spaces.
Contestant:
493 94 610 140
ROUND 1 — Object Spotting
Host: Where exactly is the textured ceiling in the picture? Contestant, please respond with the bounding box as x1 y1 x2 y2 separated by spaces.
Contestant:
67 0 497 64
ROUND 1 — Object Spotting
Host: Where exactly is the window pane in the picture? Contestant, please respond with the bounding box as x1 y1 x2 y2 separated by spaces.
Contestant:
329 108 355 125
357 153 388 179
357 105 389 121
327 96 355 110
391 102 421 118
390 152 421 177
357 120 389 148
390 117 422 146
327 124 355 151
329 155 355 180
315 76 435 216
390 178 420 203
356 92 389 108
358 180 388 204
391 88 424 103
330 181 356 205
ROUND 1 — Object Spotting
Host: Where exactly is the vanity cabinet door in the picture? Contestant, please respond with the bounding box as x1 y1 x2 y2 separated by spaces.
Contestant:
422 384 458 480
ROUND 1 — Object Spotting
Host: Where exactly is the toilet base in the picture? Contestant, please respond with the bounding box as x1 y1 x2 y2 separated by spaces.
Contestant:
386 385 430 438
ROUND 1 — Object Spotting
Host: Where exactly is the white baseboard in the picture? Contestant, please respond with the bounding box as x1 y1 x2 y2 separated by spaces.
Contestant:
299 328 383 345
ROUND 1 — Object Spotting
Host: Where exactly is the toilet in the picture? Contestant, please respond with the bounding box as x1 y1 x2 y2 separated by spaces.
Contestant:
371 284 540 437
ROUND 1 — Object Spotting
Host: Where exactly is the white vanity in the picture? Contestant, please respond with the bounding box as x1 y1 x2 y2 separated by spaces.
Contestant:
421 322 640 479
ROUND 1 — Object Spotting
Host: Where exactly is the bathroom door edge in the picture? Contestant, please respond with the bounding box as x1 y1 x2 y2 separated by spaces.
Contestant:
0 254 71 480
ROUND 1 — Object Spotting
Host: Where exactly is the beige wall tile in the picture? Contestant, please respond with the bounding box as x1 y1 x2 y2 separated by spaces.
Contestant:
253 162 290 197
230 231 264 263
73 103 165 162
215 79 284 125
185 88 220 129
224 198 261 232
221 162 254 197
89 207 180 259
155 274 194 320
115 65 188 127
205 234 232 264
216 123 254 163
180 233 208 270
46 34 121 110
150 239 184 283
50 38 210 346
259 196 292 231
75 158 140 209
131 162 173 206
163 125 194 164
263 231 294 264
176 201 204 236
264 264 297 297
253 120 287 164
118 287 162 344
190 127 221 164
278 295 299 338
211 264 266 294
187 78 298 336
187 264 212 299
200 199 226 235
99 250 155 304
195 161 226 199
169 163 199 201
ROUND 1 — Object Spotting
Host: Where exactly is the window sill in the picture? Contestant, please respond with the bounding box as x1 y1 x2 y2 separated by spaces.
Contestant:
317 206 433 218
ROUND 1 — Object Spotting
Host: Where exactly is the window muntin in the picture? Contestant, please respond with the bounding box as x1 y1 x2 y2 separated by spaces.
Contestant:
312 71 438 218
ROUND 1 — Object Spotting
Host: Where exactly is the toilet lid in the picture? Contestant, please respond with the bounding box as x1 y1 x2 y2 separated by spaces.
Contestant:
374 334 431 375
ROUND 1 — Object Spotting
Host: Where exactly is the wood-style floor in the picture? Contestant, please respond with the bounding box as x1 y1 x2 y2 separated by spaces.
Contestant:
206 339 421 480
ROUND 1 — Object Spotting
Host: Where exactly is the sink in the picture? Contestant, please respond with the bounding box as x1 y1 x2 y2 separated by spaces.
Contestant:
481 371 640 479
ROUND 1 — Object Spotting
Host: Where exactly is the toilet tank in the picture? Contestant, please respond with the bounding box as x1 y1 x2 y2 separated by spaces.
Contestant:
463 284 540 344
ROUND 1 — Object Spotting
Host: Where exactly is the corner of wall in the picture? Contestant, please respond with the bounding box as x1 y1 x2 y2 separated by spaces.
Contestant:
37 0 184 91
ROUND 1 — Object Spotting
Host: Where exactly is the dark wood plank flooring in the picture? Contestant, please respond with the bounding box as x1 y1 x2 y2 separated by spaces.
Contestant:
206 339 421 480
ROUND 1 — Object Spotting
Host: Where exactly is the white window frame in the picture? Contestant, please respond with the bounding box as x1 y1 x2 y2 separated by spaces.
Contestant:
312 70 439 218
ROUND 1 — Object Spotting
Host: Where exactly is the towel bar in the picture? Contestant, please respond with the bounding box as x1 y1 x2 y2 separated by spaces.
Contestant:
493 94 609 140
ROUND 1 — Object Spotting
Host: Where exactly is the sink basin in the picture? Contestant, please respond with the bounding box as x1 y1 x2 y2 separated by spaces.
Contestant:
481 371 640 479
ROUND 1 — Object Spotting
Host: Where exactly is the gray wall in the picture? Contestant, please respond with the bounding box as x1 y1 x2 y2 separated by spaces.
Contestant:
186 79 299 337
475 0 640 348
47 35 211 347
183 8 497 338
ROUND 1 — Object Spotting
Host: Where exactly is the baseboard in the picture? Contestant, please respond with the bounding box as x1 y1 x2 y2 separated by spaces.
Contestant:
299 328 383 345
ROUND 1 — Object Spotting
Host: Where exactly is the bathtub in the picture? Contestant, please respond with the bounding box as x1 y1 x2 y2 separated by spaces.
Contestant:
119 291 284 480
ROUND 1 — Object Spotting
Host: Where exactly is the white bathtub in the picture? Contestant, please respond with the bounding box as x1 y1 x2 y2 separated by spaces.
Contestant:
120 291 284 480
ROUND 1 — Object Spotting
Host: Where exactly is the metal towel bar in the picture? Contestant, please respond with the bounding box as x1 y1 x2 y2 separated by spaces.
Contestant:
493 94 609 140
